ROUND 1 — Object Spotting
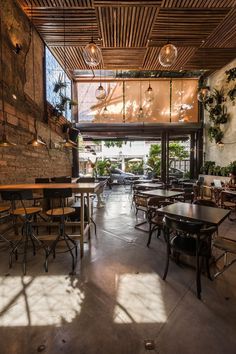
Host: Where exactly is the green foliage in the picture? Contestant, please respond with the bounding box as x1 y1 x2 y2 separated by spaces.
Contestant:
147 144 161 176
104 140 124 148
225 68 236 83
96 159 113 176
169 142 189 159
204 88 229 144
208 126 224 143
52 77 77 118
147 142 189 177
126 161 144 174
227 85 236 102
200 161 236 176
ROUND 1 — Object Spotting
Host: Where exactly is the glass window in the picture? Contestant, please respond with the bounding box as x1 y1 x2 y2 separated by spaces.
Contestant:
45 47 72 121
77 79 198 124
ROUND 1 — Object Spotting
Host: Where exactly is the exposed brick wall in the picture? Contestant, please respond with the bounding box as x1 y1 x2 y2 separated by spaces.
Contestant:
0 0 73 186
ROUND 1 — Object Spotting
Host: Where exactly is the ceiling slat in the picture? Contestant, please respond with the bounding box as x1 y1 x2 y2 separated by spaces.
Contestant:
16 0 236 75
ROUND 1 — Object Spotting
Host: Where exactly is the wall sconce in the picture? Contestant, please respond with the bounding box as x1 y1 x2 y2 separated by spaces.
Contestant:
13 43 22 54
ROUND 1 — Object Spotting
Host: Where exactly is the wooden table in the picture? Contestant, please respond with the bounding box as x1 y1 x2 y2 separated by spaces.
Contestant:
0 182 100 257
141 189 184 198
137 183 163 189
158 202 230 226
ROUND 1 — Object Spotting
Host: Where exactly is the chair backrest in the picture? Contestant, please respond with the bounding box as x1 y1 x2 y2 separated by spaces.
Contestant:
1 190 33 214
51 176 72 183
164 215 203 235
78 177 95 183
35 177 50 184
1 189 33 201
193 199 218 208
43 188 72 200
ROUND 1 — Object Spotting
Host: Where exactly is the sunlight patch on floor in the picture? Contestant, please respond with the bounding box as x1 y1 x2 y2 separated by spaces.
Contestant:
113 273 167 324
0 276 84 327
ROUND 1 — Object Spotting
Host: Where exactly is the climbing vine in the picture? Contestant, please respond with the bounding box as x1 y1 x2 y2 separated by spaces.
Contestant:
204 67 236 144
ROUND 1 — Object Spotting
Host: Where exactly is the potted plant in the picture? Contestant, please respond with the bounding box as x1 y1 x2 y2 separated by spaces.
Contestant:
52 75 77 119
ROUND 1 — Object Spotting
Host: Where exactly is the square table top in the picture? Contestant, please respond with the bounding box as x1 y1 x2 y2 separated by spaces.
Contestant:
141 189 184 198
158 202 230 226
0 182 100 193
137 183 163 189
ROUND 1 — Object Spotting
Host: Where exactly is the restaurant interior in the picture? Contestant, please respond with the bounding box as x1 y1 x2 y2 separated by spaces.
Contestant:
0 1 236 353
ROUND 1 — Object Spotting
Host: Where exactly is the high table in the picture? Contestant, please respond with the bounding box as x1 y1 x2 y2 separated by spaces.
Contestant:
141 189 184 199
158 201 230 226
0 182 100 257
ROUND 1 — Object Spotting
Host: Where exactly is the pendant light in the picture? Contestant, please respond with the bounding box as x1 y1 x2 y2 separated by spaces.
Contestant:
159 42 178 67
0 9 16 147
83 24 102 67
138 81 144 119
27 2 45 147
28 119 46 146
197 85 211 103
145 79 154 102
95 70 106 100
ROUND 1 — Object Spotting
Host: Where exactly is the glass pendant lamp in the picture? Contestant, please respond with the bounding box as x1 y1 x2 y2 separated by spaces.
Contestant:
145 80 154 102
83 39 102 67
95 70 106 100
159 42 178 67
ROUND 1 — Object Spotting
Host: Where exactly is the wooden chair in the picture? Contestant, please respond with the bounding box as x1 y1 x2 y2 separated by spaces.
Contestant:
147 200 173 247
163 215 216 299
213 237 236 278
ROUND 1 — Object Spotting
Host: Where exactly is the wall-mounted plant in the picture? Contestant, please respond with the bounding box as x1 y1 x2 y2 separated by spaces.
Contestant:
52 75 77 119
225 68 236 83
227 85 236 103
226 67 236 104
204 89 229 143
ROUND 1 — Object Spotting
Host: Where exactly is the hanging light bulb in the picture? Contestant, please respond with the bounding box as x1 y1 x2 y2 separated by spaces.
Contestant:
95 70 106 100
159 42 178 67
95 84 106 100
145 81 154 102
83 39 102 67
0 129 16 147
197 86 211 103
28 132 46 147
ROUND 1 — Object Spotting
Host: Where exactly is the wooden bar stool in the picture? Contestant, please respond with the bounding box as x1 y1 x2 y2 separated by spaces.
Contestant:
43 188 77 273
1 190 45 275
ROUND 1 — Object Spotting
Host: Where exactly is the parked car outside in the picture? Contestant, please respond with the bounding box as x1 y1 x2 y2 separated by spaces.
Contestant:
169 167 184 179
110 168 135 184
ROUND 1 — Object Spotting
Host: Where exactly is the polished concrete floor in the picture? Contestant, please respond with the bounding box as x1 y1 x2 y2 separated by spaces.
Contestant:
0 185 236 354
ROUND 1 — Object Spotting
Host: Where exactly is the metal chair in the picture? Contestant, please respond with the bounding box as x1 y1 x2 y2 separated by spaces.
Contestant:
1 190 45 275
163 215 216 299
43 188 77 272
147 200 173 247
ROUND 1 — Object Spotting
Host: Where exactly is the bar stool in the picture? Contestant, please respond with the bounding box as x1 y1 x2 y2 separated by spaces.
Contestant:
1 190 45 275
43 188 77 272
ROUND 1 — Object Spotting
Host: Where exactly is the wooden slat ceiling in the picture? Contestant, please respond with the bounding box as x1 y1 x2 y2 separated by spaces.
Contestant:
17 0 236 76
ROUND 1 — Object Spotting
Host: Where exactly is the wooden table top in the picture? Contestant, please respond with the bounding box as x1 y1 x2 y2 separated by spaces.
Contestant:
141 189 184 198
137 183 163 189
158 202 230 226
0 182 100 193
223 190 236 196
